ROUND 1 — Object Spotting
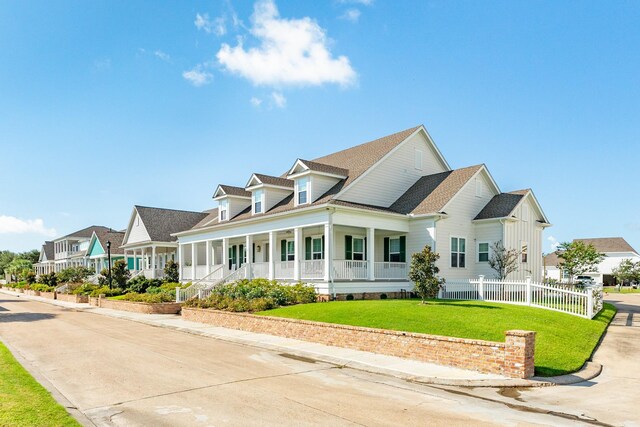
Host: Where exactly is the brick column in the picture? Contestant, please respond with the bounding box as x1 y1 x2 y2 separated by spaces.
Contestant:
504 330 536 378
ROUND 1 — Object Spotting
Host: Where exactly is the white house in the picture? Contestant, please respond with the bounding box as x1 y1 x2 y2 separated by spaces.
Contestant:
34 241 55 275
120 206 209 279
50 225 114 272
544 237 640 285
174 125 551 298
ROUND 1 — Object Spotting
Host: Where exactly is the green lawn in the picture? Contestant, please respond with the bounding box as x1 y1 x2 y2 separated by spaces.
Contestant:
0 341 80 427
260 299 616 377
603 287 640 294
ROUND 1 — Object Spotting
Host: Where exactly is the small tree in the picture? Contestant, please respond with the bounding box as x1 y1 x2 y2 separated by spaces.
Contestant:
111 259 130 288
409 245 445 303
488 241 521 280
164 260 179 283
40 272 58 287
56 266 92 284
556 241 605 284
6 258 33 282
612 259 640 286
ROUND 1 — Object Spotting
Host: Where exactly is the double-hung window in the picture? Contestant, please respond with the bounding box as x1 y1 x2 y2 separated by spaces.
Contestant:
352 237 365 261
312 237 323 260
219 199 228 221
389 237 401 262
253 189 263 214
451 237 466 268
297 177 309 205
478 242 490 262
521 241 528 263
286 240 295 261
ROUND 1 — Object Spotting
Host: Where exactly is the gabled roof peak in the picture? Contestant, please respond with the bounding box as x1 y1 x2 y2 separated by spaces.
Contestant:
213 184 251 199
247 173 294 189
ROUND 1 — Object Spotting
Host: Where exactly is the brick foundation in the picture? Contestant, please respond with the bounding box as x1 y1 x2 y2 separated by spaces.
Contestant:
97 298 182 314
182 308 536 378
55 294 89 304
39 291 56 300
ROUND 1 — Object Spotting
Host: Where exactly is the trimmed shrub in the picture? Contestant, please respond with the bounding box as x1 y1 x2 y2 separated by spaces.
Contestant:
116 292 175 303
24 271 36 285
88 286 124 297
163 260 180 283
40 272 58 287
30 283 55 292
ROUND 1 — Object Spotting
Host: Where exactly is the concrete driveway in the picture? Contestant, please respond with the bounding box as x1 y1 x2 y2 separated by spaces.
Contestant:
0 294 596 426
465 293 640 427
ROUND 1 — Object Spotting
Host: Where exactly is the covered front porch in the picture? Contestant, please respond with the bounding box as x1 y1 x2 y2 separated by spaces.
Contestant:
123 244 177 279
178 223 410 284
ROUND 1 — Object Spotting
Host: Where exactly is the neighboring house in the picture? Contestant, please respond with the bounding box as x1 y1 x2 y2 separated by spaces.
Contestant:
86 229 126 274
544 237 640 285
34 241 55 275
120 206 209 279
174 125 550 298
51 226 113 272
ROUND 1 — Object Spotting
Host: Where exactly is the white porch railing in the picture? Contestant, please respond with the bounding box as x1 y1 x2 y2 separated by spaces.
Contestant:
182 266 193 280
176 265 225 302
301 260 324 279
194 266 208 280
275 261 295 279
334 260 368 280
374 262 408 280
199 265 249 299
440 276 604 319
251 262 269 279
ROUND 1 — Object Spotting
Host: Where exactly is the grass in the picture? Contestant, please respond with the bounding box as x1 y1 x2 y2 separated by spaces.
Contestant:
0 341 80 427
260 299 616 377
603 286 640 294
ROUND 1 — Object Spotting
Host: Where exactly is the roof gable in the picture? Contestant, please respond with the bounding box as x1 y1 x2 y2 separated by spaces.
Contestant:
246 173 294 189
132 206 209 243
287 159 349 178
214 184 251 199
39 241 54 262
573 237 637 254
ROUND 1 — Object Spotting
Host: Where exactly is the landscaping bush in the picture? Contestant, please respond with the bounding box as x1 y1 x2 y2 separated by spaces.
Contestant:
163 260 180 283
56 266 92 284
39 272 58 287
71 283 100 296
115 292 176 303
30 284 55 292
24 271 36 285
97 260 130 288
146 282 186 298
126 276 161 294
184 279 316 312
88 286 124 297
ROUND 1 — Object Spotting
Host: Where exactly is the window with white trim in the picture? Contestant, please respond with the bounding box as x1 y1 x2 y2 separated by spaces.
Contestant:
219 199 228 221
253 189 264 214
478 242 490 262
352 237 365 261
521 241 528 263
312 237 323 260
286 240 295 261
389 237 401 262
297 177 309 205
451 237 466 268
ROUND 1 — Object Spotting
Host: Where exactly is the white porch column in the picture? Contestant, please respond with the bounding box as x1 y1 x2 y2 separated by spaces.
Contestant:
367 227 375 281
191 243 197 280
205 240 211 275
268 231 275 280
222 238 229 273
294 227 301 281
151 245 157 279
324 223 332 282
177 244 183 281
245 235 253 280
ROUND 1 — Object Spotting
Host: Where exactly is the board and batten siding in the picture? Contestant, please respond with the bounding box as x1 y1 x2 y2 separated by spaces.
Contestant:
338 132 448 207
503 196 543 282
473 222 503 278
126 212 151 245
434 172 497 280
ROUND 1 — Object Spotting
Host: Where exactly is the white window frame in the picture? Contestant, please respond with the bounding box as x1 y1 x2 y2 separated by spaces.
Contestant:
521 241 528 263
450 236 467 268
477 241 490 263
351 235 365 261
296 177 309 206
389 236 402 262
311 235 323 260
253 189 264 214
414 149 423 170
219 199 229 221
286 239 295 261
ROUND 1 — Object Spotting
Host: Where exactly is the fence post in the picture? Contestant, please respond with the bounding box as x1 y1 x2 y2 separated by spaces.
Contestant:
198 289 202 300
478 275 485 300
176 287 181 303
587 287 594 319
525 276 532 306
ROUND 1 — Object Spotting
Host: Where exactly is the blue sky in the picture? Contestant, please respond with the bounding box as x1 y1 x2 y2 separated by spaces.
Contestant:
1 0 639 253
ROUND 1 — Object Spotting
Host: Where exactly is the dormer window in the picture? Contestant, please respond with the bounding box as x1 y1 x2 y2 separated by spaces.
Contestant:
297 177 309 205
253 189 264 214
219 199 228 221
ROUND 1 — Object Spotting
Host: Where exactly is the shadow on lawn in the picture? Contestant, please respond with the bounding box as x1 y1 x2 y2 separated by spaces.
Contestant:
0 313 56 323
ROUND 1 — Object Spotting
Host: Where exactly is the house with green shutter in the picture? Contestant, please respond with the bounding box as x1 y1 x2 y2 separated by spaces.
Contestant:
85 229 126 275
173 125 550 298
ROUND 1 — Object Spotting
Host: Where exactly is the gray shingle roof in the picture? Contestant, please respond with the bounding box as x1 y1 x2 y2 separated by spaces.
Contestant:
94 229 126 255
253 174 294 188
390 165 483 215
60 225 112 240
474 192 526 220
135 206 209 242
218 185 251 198
42 241 54 260
293 160 349 177
573 237 637 254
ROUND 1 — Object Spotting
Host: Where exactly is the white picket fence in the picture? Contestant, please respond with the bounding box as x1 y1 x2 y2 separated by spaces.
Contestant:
439 276 603 319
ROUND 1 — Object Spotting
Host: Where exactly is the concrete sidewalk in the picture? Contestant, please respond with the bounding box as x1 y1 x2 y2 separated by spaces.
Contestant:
0 289 567 387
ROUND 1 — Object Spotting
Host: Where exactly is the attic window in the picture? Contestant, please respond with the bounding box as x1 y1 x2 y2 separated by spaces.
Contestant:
219 199 228 221
415 149 423 170
297 177 309 205
253 189 264 214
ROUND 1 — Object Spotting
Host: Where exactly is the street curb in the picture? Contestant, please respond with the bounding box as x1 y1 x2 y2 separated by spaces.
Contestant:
0 289 600 388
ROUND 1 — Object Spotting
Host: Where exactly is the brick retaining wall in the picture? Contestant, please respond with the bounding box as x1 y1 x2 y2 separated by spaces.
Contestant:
56 294 89 304
39 291 56 300
182 307 536 378
97 298 182 314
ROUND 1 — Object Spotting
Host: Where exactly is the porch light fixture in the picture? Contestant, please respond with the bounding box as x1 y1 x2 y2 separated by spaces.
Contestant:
106 240 112 289
257 245 261 252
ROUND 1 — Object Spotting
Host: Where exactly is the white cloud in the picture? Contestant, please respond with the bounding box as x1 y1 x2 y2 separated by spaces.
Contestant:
340 8 361 23
547 235 560 251
250 97 263 107
216 0 357 87
271 91 286 108
0 216 56 237
182 68 213 86
154 50 171 62
195 13 226 36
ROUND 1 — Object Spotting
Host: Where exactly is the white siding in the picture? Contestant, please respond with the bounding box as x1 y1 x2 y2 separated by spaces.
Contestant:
264 188 292 212
433 172 497 280
228 197 251 220
503 196 544 281
126 212 151 244
311 174 341 202
473 222 504 278
407 219 436 257
338 132 448 207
